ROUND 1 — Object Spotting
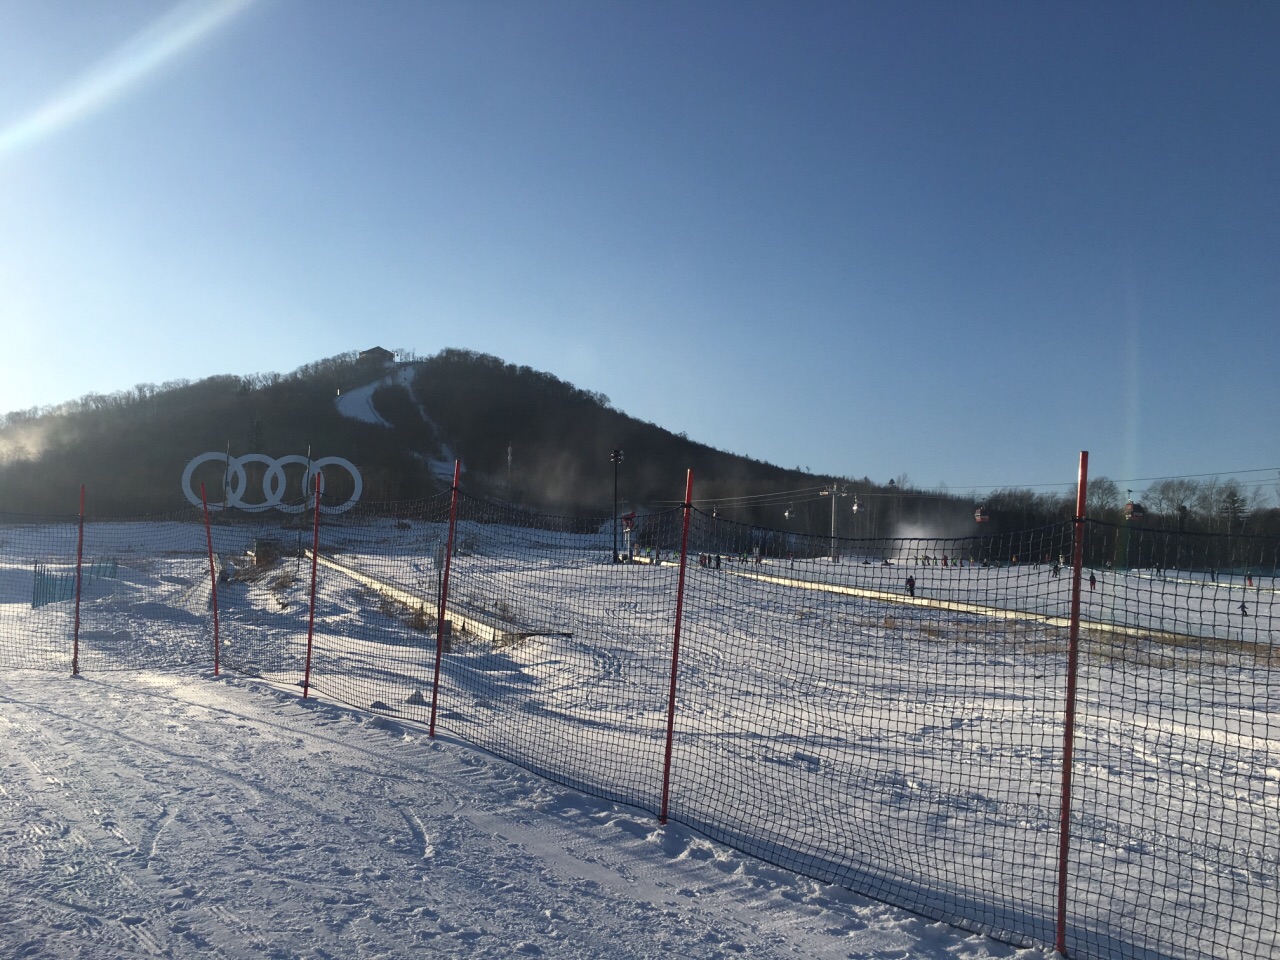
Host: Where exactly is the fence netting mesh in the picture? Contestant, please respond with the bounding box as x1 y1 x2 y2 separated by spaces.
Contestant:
0 512 83 671
666 510 1075 948
0 499 1276 960
1063 520 1278 960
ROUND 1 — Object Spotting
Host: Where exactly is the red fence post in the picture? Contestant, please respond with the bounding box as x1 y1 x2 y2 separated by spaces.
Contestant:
1056 450 1090 957
200 483 221 677
302 471 322 699
71 484 86 676
429 460 462 738
660 469 695 824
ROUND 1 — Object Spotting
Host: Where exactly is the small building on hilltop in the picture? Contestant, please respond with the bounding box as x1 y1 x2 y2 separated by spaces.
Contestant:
359 346 395 364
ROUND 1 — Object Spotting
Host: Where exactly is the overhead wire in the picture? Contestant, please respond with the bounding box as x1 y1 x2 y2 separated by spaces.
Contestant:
651 466 1280 511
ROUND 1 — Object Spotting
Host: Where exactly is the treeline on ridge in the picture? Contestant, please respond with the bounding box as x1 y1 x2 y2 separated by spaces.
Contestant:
0 347 1277 572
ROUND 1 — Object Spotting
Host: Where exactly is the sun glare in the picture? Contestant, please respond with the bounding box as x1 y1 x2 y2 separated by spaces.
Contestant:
0 0 255 161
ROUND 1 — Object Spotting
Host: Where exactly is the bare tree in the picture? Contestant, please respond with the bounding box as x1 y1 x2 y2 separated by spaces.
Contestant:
1194 478 1222 530
1086 476 1121 515
1144 478 1202 528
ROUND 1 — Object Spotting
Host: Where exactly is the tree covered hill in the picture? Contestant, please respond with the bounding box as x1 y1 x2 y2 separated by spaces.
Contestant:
0 348 823 519
409 348 817 516
2 347 1275 566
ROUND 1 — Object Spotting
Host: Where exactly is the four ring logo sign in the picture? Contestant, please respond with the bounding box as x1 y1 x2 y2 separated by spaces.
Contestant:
182 453 363 514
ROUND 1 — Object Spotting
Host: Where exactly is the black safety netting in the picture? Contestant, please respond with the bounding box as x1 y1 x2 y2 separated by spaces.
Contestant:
0 511 84 672
663 511 1075 948
290 494 456 722
73 511 218 673
1060 521 1279 960
0 495 1276 960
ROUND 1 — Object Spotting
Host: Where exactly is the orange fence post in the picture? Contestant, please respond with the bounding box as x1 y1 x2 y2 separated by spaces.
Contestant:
303 472 322 698
429 460 462 738
660 469 695 824
1056 450 1090 957
200 483 221 676
71 484 86 676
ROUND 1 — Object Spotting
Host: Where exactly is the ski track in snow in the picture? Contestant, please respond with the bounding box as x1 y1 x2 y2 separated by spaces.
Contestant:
3 517 1275 958
0 670 1048 960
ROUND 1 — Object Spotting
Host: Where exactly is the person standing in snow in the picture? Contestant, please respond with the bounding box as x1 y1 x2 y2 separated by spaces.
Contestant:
906 575 915 598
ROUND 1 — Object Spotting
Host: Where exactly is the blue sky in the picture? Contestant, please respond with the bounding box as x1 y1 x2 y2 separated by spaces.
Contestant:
1 0 1276 500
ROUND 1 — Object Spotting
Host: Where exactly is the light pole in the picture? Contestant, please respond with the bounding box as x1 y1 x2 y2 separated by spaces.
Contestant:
611 449 624 562
887 478 898 538
1177 503 1188 570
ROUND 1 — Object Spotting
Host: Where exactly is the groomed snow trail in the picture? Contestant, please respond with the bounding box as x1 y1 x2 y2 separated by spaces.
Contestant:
0 670 1047 960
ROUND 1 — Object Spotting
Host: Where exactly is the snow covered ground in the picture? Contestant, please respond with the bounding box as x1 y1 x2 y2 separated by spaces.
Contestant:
0 668 1050 960
0 514 1276 959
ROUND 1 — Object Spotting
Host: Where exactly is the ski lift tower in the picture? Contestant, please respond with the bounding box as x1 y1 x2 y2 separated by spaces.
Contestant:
1114 489 1144 570
820 484 847 562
